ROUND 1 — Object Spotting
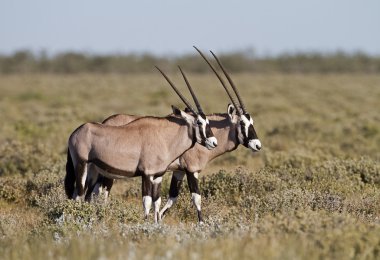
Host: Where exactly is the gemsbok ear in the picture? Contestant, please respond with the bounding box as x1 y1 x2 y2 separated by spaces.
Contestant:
227 103 238 123
172 105 181 116
172 105 195 124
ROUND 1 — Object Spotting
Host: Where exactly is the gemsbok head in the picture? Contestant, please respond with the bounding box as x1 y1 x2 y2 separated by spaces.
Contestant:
194 46 261 152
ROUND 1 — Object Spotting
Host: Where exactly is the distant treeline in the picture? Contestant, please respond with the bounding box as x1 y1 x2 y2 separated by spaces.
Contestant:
1 50 380 74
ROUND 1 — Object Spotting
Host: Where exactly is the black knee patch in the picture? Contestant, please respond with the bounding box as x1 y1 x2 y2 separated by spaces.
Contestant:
169 174 183 198
186 171 200 194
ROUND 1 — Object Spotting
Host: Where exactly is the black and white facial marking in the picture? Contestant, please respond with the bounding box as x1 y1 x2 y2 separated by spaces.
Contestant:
172 105 217 150
195 113 217 150
237 113 261 152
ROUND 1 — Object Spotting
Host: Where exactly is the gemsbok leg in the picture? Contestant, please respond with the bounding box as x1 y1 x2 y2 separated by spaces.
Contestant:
159 171 185 219
84 164 99 201
142 175 163 224
73 161 88 200
86 171 113 202
142 175 153 220
186 171 203 223
152 176 163 223
160 170 203 223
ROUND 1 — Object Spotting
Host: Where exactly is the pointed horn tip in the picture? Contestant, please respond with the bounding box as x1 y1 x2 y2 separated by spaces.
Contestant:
193 46 203 54
178 66 203 114
210 51 247 114
209 50 219 60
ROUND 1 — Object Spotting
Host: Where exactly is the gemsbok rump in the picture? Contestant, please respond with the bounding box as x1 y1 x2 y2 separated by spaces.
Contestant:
87 47 262 223
64 66 217 223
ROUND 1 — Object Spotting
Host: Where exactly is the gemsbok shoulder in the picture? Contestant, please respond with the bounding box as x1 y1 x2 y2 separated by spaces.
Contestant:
64 66 217 223
87 47 262 223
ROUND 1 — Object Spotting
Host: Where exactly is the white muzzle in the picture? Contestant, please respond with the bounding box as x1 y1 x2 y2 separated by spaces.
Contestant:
205 136 218 150
248 139 261 151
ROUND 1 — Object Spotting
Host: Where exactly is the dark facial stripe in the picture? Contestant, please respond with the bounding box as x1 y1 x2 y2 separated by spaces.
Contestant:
248 125 258 140
199 124 206 140
205 125 213 138
241 120 259 147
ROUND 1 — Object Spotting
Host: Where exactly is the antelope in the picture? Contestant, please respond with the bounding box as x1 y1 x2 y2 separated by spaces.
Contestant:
87 47 262 223
64 66 218 223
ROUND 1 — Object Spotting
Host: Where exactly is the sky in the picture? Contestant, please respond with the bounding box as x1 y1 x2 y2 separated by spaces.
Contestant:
1 0 379 56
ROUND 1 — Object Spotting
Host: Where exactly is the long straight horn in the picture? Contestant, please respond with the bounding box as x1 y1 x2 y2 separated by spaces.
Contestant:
155 66 197 115
178 66 203 114
193 46 241 116
209 50 247 114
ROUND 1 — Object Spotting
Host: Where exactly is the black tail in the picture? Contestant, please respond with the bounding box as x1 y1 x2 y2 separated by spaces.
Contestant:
64 148 75 198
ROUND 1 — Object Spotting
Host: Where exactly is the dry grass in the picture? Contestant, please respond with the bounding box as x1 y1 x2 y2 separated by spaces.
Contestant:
0 73 379 259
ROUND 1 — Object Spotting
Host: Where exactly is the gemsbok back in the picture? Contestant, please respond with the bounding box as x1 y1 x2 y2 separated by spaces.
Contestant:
64 66 217 223
87 47 262 223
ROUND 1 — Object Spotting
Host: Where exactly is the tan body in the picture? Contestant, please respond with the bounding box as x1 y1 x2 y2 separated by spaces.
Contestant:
66 105 217 202
65 108 217 225
69 116 194 179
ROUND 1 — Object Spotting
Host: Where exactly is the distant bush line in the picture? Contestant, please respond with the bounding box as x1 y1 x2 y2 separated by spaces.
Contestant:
1 50 380 74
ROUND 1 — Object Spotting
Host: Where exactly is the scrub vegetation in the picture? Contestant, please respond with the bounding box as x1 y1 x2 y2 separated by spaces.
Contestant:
0 72 379 259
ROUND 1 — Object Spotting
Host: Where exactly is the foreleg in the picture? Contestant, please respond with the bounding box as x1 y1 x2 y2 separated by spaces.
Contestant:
141 175 153 220
152 176 163 224
186 171 203 224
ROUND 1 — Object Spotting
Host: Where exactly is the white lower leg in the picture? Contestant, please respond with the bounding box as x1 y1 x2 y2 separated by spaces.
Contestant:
143 196 152 219
103 189 109 203
159 197 177 219
192 193 203 223
191 193 202 211
154 197 162 224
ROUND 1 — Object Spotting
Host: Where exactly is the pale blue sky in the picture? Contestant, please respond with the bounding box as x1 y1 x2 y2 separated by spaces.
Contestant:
1 0 379 56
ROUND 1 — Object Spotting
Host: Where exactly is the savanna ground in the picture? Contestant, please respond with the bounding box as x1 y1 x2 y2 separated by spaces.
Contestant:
0 73 379 259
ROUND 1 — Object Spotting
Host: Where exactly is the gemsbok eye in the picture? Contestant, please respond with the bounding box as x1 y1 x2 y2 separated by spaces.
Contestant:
197 120 202 125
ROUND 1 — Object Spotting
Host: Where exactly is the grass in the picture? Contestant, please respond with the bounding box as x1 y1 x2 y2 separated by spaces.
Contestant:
0 73 379 259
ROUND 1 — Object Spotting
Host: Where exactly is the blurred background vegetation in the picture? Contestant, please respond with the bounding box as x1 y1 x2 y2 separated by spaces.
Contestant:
1 50 380 74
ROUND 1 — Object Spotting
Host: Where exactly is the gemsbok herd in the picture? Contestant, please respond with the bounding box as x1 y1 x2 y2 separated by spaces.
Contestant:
65 47 261 224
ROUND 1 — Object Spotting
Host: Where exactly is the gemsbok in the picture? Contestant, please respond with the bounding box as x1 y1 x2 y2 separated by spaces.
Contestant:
87 47 262 223
64 66 218 223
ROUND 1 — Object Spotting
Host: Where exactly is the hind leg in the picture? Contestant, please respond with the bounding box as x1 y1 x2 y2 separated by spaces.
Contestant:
101 177 114 202
159 171 185 219
84 164 98 202
73 161 88 200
